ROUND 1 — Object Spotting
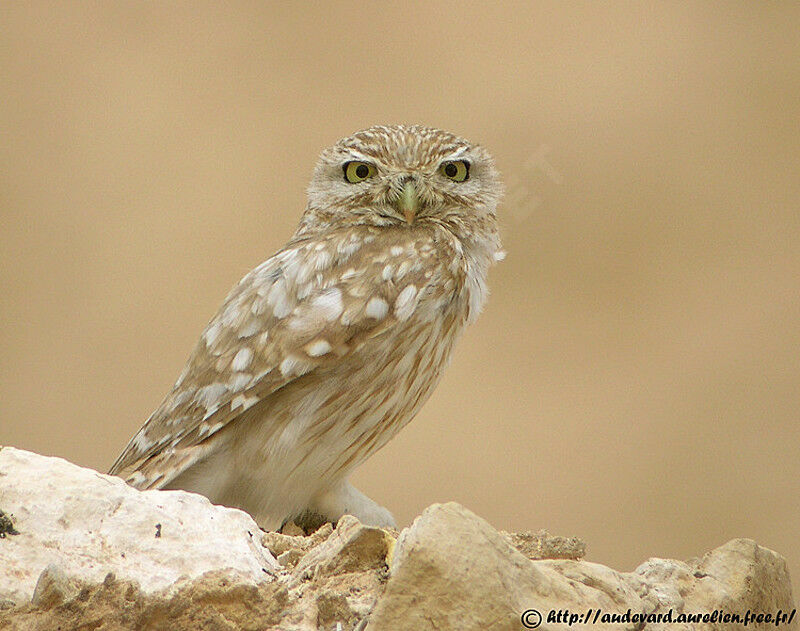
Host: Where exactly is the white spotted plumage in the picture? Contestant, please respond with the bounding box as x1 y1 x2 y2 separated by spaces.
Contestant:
109 124 503 530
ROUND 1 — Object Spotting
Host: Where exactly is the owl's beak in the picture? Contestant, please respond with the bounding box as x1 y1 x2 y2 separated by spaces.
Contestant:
398 180 419 223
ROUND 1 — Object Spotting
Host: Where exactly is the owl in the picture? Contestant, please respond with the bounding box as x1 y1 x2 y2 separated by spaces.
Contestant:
109 125 503 531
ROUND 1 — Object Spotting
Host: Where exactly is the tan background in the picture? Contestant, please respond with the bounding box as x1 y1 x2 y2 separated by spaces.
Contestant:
2 3 798 586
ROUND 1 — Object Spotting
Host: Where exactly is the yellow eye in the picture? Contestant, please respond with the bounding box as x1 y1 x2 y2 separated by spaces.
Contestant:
344 161 377 183
439 160 470 182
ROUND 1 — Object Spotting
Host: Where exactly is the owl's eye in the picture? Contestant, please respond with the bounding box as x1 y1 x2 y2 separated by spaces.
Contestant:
343 161 377 183
439 160 470 182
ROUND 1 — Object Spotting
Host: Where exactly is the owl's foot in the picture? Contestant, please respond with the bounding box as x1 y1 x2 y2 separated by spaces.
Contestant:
308 479 396 529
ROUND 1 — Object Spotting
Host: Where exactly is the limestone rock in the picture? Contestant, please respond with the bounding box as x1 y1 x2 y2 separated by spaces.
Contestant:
29 564 81 610
501 529 586 560
0 448 795 631
635 538 797 631
315 590 357 629
367 502 797 631
262 522 334 569
0 568 289 631
367 502 643 631
0 446 278 605
291 515 393 584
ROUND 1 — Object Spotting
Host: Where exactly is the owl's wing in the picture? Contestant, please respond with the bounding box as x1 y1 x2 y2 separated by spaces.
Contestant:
109 230 457 489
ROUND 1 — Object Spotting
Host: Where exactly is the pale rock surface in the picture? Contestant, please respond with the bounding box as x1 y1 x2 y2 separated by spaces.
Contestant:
634 537 796 630
367 502 643 631
0 448 795 631
500 529 586 561
289 514 393 583
2 568 291 631
0 446 277 604
367 502 797 631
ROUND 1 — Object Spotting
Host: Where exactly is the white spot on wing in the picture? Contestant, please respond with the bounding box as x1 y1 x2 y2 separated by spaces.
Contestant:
305 339 332 357
222 299 245 327
128 471 147 486
312 249 332 271
195 383 228 410
396 260 414 279
199 421 225 438
280 355 307 377
266 278 293 318
166 414 188 427
231 394 259 412
231 347 253 372
131 431 154 453
238 315 261 338
311 287 344 321
296 283 313 300
394 284 419 321
204 323 222 347
338 235 363 258
365 297 389 320
229 372 252 392
390 245 403 256
167 389 192 412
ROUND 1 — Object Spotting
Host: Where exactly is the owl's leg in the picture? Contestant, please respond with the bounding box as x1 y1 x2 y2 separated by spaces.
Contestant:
308 479 396 529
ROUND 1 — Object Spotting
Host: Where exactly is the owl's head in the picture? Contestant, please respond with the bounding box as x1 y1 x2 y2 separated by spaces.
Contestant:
302 125 502 244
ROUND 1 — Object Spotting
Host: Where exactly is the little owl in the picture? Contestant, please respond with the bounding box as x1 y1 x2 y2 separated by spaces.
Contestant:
110 125 503 530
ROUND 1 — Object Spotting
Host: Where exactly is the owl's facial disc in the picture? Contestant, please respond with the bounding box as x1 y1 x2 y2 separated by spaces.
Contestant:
303 125 501 235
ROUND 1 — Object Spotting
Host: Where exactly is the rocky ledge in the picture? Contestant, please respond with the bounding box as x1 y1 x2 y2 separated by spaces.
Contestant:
0 446 795 630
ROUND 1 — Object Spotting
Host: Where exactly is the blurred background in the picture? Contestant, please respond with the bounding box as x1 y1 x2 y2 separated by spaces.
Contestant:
2 3 798 585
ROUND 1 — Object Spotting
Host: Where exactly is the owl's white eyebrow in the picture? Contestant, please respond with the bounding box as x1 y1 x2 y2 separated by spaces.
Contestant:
343 150 375 163
444 147 470 161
